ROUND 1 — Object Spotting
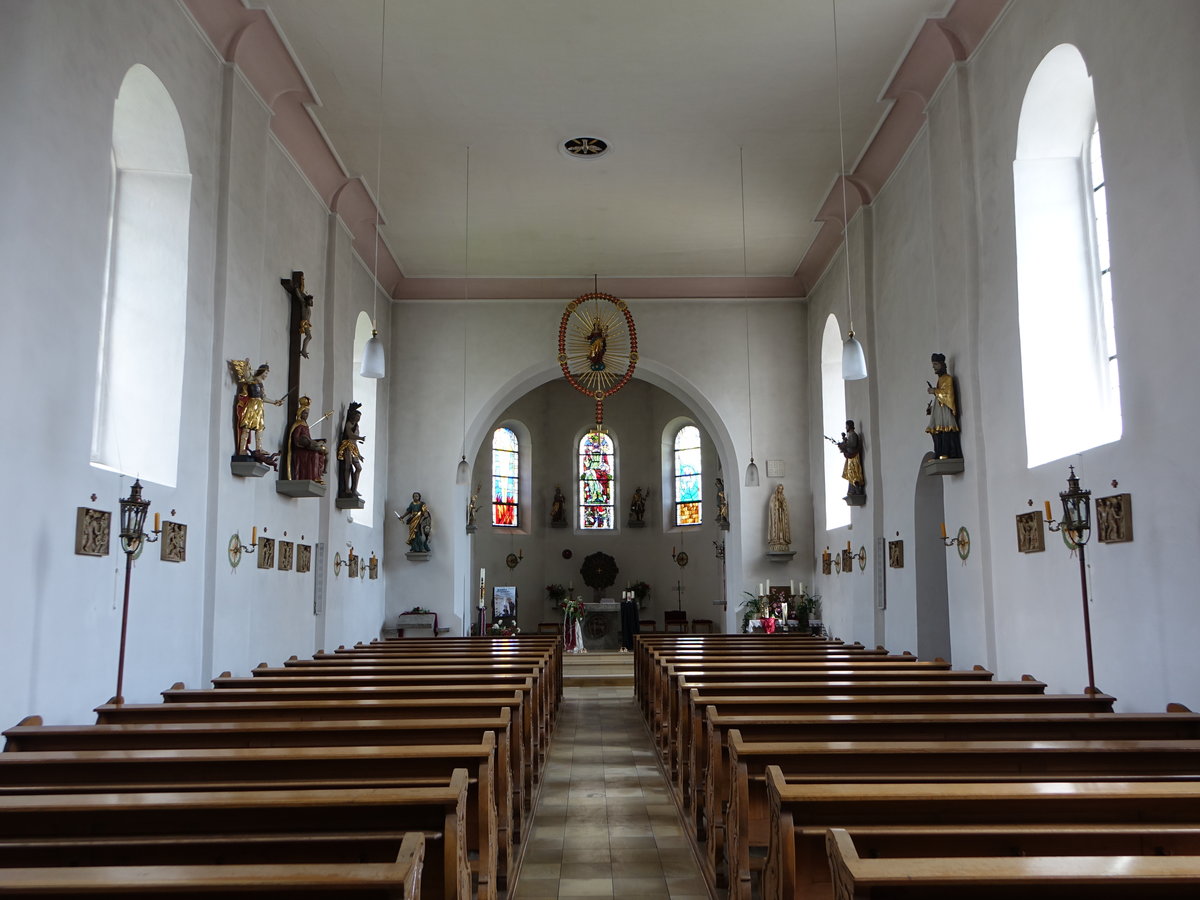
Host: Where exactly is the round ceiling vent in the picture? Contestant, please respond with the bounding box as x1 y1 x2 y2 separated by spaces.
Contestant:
561 136 610 160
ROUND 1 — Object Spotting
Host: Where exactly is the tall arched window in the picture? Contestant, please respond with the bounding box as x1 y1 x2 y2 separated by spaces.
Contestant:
350 311 378 524
492 427 519 527
578 430 615 530
673 424 702 526
1014 44 1122 467
91 65 191 486
821 314 849 529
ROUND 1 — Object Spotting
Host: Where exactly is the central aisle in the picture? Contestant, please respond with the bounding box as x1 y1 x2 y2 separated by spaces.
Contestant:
513 685 709 899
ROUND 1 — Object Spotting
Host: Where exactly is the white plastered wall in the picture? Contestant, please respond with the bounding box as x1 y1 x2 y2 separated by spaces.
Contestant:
806 0 1200 711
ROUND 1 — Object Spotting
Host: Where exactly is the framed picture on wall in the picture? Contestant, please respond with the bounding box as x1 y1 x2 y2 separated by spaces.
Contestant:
492 586 517 622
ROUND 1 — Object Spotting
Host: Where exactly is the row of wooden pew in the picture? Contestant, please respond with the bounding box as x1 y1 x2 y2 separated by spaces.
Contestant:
0 635 562 899
635 632 1200 899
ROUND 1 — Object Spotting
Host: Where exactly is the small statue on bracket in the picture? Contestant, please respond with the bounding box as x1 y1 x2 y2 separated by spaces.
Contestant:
715 476 730 530
397 491 432 554
829 419 865 505
628 487 647 527
285 396 328 482
550 486 567 528
228 358 284 469
925 353 962 460
336 402 365 500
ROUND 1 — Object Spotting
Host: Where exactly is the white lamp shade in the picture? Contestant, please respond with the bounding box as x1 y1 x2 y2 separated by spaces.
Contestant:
842 333 868 380
744 458 760 487
360 333 386 378
455 455 469 484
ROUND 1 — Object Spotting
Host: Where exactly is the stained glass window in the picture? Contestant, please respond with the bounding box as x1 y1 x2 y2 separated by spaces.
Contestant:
674 425 702 526
578 431 614 530
492 427 519 527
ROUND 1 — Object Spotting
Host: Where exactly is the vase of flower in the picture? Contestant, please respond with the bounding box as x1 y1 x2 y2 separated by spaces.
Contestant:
560 596 586 653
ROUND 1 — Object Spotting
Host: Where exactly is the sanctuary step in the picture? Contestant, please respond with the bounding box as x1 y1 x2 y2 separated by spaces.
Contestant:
562 650 634 687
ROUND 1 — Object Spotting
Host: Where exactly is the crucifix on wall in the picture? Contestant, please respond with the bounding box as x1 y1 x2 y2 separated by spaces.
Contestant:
280 270 314 430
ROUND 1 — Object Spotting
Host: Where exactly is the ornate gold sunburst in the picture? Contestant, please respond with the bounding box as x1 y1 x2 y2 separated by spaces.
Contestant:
558 291 638 424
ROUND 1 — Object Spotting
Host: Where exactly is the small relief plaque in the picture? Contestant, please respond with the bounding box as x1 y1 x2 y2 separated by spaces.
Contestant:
278 540 294 571
75 508 111 557
257 537 275 569
888 540 904 568
1095 493 1133 544
296 543 312 574
1016 511 1045 553
160 521 187 563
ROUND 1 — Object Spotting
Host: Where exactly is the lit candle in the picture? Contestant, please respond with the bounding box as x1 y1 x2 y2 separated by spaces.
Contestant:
153 512 160 532
939 522 947 539
251 526 257 545
1043 500 1053 520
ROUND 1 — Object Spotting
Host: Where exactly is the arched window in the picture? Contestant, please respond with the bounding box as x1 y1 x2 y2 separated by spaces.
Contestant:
492 427 519 527
821 315 849 529
350 311 378 524
578 430 615 530
91 65 191 486
1014 44 1122 467
673 424 702 526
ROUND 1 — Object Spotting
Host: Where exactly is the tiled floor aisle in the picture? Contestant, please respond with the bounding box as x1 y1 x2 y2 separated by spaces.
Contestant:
513 685 709 899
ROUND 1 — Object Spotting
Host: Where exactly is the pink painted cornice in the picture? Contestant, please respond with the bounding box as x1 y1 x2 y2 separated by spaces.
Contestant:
393 276 802 302
183 0 403 296
185 0 1004 302
794 0 1007 291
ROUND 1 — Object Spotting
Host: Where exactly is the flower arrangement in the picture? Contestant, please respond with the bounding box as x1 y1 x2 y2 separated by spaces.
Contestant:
489 622 521 637
400 606 432 615
546 583 568 603
559 596 585 623
738 591 767 633
630 581 651 602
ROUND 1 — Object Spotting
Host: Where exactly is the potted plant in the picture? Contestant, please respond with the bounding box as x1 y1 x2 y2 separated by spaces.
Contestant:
794 591 822 634
631 581 651 608
546 583 568 605
737 591 767 634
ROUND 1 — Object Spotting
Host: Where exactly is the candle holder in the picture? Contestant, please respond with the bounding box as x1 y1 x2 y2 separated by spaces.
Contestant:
1043 466 1097 695
114 480 161 705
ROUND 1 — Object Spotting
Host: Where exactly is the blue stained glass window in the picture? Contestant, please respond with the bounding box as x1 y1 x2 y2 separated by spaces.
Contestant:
674 425 702 526
492 427 519 527
579 431 614 530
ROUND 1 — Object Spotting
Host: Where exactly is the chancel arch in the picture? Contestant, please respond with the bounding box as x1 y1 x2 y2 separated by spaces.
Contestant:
456 358 746 633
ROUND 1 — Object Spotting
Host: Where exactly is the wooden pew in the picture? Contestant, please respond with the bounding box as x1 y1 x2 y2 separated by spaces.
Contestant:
667 676 1039 791
5 712 522 860
700 705 1200 884
236 661 550 762
220 667 546 779
0 776 471 900
724 735 1200 899
764 771 1200 900
0 739 500 900
0 830 426 898
681 690 1116 826
130 691 536 812
824 826 1200 899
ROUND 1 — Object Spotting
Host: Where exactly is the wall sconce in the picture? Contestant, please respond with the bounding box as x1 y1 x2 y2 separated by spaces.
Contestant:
505 548 524 569
1043 465 1097 695
939 523 971 559
114 479 161 705
333 551 343 576
671 545 690 568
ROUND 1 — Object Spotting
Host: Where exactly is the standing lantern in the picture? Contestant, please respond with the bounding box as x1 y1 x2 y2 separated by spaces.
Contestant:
115 479 159 703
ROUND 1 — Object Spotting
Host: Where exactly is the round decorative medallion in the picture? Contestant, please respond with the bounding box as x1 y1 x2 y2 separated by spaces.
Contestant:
228 533 242 568
579 550 619 592
675 551 689 568
558 292 637 424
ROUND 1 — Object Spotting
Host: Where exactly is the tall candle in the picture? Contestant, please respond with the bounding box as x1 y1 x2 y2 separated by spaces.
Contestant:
789 579 794 594
939 522 947 539
846 540 852 552
251 526 257 545
1043 500 1053 520
765 579 770 593
153 512 160 532
758 583 763 596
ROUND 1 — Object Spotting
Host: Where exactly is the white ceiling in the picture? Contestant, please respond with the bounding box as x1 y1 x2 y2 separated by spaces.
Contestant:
258 0 951 280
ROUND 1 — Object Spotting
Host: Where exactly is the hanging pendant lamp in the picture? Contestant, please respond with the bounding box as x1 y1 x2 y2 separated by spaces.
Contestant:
455 146 472 485
833 0 868 381
739 147 760 488
360 0 388 379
